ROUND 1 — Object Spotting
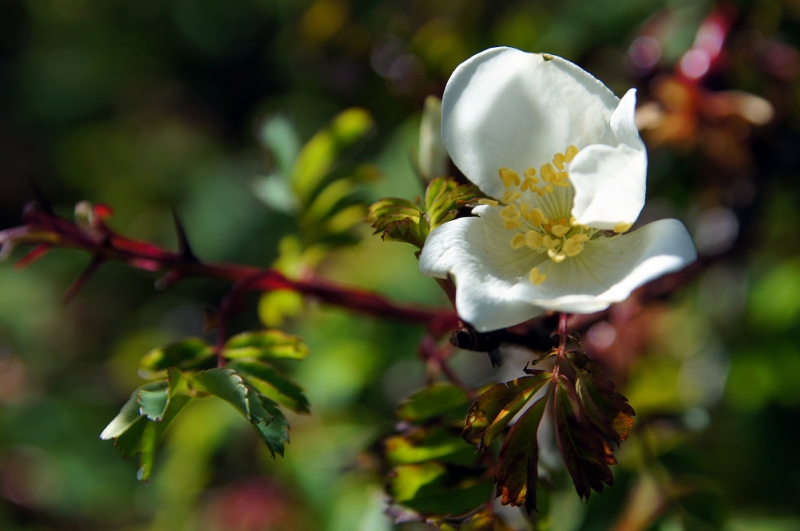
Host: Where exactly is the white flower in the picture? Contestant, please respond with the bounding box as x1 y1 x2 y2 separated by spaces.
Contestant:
419 47 697 332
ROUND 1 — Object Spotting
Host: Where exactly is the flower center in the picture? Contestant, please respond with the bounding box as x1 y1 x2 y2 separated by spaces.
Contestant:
489 145 599 285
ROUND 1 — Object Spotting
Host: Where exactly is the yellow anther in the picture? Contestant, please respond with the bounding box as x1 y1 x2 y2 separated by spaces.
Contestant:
526 208 547 226
565 145 579 162
563 238 585 257
548 248 567 263
553 152 566 170
540 163 557 183
503 219 523 230
537 184 554 196
571 233 590 243
520 168 539 191
477 198 499 206
498 168 521 188
525 230 543 249
501 190 521 203
543 235 559 250
529 267 546 285
551 224 570 237
614 222 633 233
500 204 520 220
519 203 530 215
510 233 527 249
553 172 570 187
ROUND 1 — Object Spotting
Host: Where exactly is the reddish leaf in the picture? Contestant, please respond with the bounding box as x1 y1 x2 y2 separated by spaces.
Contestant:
463 371 552 450
554 375 616 500
567 350 635 444
495 393 549 514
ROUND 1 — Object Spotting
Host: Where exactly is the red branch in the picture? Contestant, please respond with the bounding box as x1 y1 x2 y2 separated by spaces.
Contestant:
1 203 458 335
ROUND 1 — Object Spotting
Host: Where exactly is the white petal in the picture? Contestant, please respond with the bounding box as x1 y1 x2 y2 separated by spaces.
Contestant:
419 206 546 331
569 89 648 230
514 218 696 312
442 47 620 200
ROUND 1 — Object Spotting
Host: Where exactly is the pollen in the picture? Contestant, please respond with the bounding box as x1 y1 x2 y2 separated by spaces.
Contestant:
477 198 499 206
540 163 557 183
525 230 543 248
550 224 570 237
529 267 546 285
498 168 521 188
504 219 523 230
502 190 521 203
553 152 566 170
500 204 520 219
565 145 578 162
548 248 567 263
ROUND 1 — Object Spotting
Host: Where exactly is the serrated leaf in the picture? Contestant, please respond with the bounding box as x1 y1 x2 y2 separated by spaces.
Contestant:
495 393 549 514
100 368 191 481
223 330 309 361
554 375 616 501
389 462 493 517
366 197 427 248
139 338 215 376
396 384 470 423
567 350 635 444
424 177 481 229
463 372 552 450
192 368 290 457
229 360 310 414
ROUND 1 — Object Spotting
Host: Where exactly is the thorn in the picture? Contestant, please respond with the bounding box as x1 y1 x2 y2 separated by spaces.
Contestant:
63 254 105 304
15 244 50 269
30 181 55 215
171 208 199 263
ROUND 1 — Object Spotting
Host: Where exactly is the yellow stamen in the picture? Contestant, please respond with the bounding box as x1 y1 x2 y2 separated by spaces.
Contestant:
525 231 543 249
548 248 567 263
520 168 539 191
526 208 547 227
563 237 585 257
614 222 633 233
553 152 566 170
477 198 499 206
502 190 521 203
498 168 521 188
504 219 523 230
510 233 527 249
565 145 578 162
571 233 590 243
537 184 554 196
553 172 570 187
543 235 559 250
551 224 570 237
500 204 520 220
529 267 546 285
540 163 557 183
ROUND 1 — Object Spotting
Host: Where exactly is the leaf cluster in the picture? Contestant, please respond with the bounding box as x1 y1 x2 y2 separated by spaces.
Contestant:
367 177 482 250
463 348 635 514
101 330 310 481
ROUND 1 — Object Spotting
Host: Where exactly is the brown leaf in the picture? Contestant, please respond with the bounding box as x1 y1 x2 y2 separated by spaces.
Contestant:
495 394 549 513
463 371 552 450
554 375 616 500
567 350 635 444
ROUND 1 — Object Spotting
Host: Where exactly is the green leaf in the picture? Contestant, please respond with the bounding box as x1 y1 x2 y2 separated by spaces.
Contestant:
366 197 427 249
192 368 290 457
396 384 470 424
567 350 635 444
290 108 374 204
424 177 481 230
388 462 493 517
223 330 309 361
229 360 310 414
384 426 476 467
139 338 215 376
259 114 301 177
495 393 549 514
100 368 191 481
461 511 515 531
463 371 552 450
554 375 616 501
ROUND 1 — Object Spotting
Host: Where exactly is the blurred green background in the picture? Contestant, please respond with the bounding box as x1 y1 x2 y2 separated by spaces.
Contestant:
1 0 800 529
